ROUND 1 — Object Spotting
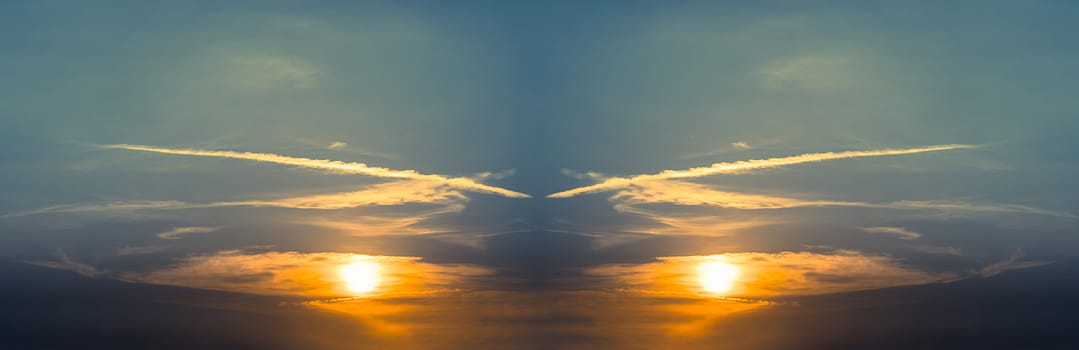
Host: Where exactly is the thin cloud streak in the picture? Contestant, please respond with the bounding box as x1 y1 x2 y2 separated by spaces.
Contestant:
3 181 468 218
549 144 974 198
611 183 1077 220
104 144 530 198
860 226 923 240
157 226 221 240
3 201 199 218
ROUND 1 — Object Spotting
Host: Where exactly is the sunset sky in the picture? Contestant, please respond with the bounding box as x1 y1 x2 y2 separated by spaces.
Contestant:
2 1 1078 349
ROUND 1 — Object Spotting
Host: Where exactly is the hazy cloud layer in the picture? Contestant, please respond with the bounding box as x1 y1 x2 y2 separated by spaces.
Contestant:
590 251 957 298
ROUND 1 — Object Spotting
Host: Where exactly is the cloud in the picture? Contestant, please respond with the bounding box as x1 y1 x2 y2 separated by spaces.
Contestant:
589 251 958 298
3 181 469 222
225 180 468 209
549 144 973 198
759 54 858 92
114 245 168 256
2 200 196 218
607 203 778 239
978 250 1050 278
295 137 398 159
50 248 488 298
300 206 466 237
887 200 1077 219
607 182 1076 231
1 144 519 222
109 250 489 298
860 226 923 240
28 249 101 278
610 180 859 209
105 144 530 198
158 226 221 240
223 55 320 91
327 141 348 150
680 139 784 160
911 245 963 256
548 144 1073 231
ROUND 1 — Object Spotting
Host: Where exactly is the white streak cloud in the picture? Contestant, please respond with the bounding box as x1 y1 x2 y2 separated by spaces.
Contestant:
978 251 1050 278
860 226 923 240
28 250 101 278
104 144 529 198
157 226 221 240
550 144 973 198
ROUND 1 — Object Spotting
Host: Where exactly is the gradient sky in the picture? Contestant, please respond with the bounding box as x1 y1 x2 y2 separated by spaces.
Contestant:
2 1 1079 349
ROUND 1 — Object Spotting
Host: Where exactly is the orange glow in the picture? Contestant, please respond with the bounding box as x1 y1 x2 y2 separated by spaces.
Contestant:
340 261 381 294
589 251 957 300
120 250 492 299
698 260 739 294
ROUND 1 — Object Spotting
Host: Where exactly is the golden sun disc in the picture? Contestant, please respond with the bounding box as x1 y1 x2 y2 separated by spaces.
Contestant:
340 261 381 294
698 261 739 294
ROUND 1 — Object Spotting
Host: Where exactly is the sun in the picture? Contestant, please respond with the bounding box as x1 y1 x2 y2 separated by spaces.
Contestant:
340 261 381 294
698 261 740 294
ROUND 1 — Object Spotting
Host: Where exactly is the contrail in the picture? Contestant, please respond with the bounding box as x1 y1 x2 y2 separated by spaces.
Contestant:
105 144 530 198
548 144 973 198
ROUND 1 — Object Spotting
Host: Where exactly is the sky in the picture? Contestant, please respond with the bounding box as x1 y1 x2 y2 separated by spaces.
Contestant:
2 1 1079 349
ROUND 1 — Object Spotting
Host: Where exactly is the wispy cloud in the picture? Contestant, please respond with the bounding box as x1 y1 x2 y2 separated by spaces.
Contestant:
223 55 320 91
115 245 168 256
860 226 923 240
28 249 101 278
609 182 1076 224
549 144 973 198
759 54 858 92
3 181 467 219
552 144 1072 241
5 144 526 219
295 137 398 159
680 138 783 160
105 144 529 198
611 181 859 209
157 226 221 240
977 250 1050 278
226 180 469 209
3 201 196 218
886 200 1077 219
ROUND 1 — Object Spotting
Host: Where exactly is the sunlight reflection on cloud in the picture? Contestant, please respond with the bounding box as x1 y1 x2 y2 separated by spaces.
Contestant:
589 251 956 298
118 250 491 299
